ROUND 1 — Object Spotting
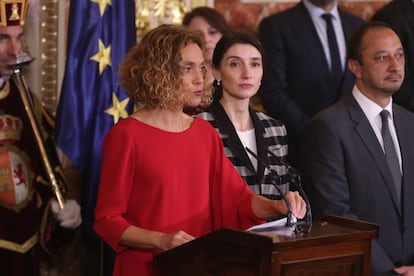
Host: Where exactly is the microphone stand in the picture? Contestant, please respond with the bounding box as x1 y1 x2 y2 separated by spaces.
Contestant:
245 147 295 227
266 149 312 232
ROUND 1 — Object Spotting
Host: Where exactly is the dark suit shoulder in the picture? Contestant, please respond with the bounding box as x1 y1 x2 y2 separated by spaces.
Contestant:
311 99 348 124
260 4 363 35
393 103 414 119
373 0 412 17
259 2 306 26
339 9 365 23
372 0 413 32
338 9 365 38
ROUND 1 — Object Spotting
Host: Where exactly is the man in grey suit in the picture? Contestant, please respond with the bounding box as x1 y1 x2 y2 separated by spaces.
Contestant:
300 22 414 275
258 0 363 165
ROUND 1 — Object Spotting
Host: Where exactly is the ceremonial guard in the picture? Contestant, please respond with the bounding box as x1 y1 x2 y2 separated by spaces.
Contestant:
0 1 81 275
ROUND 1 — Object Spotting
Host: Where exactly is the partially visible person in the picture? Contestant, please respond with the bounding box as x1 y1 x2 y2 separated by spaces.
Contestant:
300 21 414 275
0 1 82 276
197 29 290 202
93 24 307 276
182 6 230 81
372 0 414 113
182 6 230 114
258 0 364 165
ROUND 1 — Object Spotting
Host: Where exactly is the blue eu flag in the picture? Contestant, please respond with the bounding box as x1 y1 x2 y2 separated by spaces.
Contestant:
55 0 136 239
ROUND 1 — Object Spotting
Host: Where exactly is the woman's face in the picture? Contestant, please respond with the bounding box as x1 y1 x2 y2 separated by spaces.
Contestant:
215 43 263 101
186 16 222 63
180 43 206 108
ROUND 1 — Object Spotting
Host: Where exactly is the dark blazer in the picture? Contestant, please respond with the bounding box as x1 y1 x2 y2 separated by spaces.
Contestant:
372 0 414 113
197 101 290 200
300 93 414 275
258 2 364 143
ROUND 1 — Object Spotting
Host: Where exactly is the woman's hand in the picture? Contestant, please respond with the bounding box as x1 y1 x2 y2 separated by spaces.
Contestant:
156 230 195 251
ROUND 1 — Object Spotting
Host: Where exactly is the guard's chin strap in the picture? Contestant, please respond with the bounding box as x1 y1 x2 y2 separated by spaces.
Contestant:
0 75 10 90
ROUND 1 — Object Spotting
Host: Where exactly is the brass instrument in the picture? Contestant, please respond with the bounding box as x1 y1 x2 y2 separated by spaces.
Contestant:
10 53 66 209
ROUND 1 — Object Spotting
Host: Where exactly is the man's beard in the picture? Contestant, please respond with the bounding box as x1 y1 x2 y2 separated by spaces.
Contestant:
308 0 336 8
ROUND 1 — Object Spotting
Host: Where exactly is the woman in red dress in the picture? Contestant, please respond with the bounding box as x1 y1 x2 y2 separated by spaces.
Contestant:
93 24 306 276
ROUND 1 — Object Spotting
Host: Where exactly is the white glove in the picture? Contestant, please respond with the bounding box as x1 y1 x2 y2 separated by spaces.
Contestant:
50 199 82 229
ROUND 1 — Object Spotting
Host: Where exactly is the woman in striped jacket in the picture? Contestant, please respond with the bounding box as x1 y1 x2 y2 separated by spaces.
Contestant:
197 30 291 206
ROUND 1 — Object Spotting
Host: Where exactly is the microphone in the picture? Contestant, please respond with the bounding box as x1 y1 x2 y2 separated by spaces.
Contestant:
266 148 312 232
245 147 295 227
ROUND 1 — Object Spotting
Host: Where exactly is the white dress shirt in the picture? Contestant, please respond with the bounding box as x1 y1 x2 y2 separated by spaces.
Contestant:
303 0 347 71
352 86 402 172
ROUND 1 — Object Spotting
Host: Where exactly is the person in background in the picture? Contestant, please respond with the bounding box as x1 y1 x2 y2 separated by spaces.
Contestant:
182 6 230 114
372 0 414 113
300 21 414 275
258 0 363 165
197 29 290 203
93 24 306 276
183 6 230 82
0 1 81 275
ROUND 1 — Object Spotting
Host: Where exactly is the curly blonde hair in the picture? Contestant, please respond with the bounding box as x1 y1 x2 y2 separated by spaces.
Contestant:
120 24 212 110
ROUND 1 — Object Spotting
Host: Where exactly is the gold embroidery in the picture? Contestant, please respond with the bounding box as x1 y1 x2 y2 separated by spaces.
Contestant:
0 81 10 100
0 233 38 253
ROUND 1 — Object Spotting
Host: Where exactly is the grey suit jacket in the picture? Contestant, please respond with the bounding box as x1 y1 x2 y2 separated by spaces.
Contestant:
300 93 414 275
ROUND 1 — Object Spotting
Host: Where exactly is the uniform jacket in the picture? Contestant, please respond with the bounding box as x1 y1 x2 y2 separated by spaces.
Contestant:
0 77 72 276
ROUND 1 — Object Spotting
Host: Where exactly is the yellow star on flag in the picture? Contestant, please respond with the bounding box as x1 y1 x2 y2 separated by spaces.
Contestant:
90 39 112 75
104 93 130 124
91 0 112 17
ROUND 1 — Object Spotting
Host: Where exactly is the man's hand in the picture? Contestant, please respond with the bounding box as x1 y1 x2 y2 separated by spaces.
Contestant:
50 199 82 229
284 191 307 219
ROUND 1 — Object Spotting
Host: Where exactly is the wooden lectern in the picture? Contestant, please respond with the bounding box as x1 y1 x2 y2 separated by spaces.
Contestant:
153 215 378 275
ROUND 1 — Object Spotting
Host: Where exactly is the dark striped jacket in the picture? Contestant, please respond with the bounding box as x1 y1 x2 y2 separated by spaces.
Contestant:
197 101 290 200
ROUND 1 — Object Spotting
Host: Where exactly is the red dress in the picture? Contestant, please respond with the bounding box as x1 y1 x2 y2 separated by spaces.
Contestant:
93 117 263 275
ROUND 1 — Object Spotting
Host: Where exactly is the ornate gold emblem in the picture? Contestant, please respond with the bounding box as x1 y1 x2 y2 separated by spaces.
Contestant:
0 0 29 27
136 0 188 38
9 3 21 20
0 144 34 213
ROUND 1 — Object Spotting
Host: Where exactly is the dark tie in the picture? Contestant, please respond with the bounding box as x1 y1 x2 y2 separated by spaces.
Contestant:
321 13 342 89
380 110 401 202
